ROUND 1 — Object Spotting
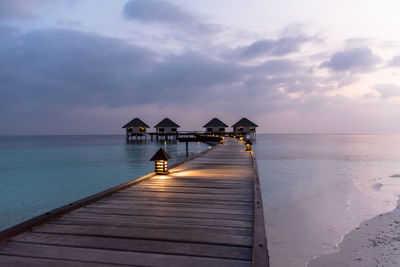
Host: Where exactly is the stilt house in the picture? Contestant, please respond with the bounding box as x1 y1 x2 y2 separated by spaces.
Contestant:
154 118 180 134
232 118 258 138
122 117 149 135
203 118 228 134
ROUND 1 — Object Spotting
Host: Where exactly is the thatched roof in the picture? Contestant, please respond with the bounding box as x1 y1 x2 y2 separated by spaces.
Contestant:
203 118 228 128
122 118 150 128
150 148 171 161
232 118 258 127
154 118 180 128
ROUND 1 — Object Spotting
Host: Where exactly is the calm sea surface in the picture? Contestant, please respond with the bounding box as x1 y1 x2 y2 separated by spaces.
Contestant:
0 135 210 231
255 134 400 267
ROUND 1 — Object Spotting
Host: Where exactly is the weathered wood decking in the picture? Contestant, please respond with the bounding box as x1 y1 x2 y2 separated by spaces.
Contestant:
0 139 268 266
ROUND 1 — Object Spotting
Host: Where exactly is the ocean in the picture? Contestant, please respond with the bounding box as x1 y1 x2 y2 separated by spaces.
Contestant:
0 135 210 231
255 134 400 266
1 134 400 267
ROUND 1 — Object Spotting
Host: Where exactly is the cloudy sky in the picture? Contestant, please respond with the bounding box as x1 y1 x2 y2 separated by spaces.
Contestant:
1 0 400 134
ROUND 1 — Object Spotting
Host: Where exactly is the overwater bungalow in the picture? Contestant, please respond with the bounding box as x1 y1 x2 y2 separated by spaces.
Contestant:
203 118 228 134
154 118 180 134
232 117 258 139
122 117 149 140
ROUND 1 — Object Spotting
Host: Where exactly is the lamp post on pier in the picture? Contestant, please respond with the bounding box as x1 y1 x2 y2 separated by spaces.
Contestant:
245 140 253 152
150 148 171 175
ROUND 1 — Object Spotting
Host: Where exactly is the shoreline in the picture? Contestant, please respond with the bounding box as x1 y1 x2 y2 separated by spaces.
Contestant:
308 197 400 266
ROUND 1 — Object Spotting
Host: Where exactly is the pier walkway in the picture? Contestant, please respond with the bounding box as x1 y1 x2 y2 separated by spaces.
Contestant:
0 139 268 266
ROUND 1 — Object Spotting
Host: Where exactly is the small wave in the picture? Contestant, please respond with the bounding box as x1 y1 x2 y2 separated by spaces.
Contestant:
373 183 383 190
391 174 400 178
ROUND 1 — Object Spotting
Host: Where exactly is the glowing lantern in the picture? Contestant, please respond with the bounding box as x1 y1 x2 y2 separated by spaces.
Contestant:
245 140 253 152
239 136 244 142
150 148 171 175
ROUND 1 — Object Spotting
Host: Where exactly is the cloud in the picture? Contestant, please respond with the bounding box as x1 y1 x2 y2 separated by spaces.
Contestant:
1 25 393 134
389 55 400 67
0 29 245 134
254 59 301 75
123 0 219 35
57 19 82 27
123 0 190 24
374 83 400 98
235 36 310 59
0 28 252 119
0 0 44 20
0 26 335 134
0 25 20 39
1 27 317 110
363 92 380 99
138 54 244 97
320 47 381 72
0 29 156 108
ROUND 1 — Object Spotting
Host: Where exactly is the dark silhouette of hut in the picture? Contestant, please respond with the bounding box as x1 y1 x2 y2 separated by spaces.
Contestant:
232 118 258 139
154 118 180 134
203 118 228 134
122 117 149 140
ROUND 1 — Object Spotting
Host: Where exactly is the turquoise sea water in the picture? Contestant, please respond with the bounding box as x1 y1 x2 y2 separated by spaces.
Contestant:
0 135 210 231
255 134 400 267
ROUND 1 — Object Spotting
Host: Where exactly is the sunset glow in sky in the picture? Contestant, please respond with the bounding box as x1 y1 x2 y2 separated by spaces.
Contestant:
1 0 400 134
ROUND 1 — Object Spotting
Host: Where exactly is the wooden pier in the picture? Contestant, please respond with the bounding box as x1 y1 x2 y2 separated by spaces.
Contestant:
127 131 251 142
0 139 269 266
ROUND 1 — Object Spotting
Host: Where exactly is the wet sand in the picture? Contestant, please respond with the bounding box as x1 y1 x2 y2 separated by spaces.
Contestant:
309 199 400 266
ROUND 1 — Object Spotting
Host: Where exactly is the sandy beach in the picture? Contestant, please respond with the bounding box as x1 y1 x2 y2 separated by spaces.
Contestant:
309 198 400 266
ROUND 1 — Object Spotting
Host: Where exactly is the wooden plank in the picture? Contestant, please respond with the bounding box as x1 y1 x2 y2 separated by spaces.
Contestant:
114 191 254 202
184 162 251 165
128 186 253 195
0 242 252 267
188 158 252 162
34 224 253 246
145 178 253 184
166 177 253 182
148 175 253 181
50 217 253 236
88 203 254 215
109 195 253 205
96 198 254 211
171 166 252 172
65 211 254 228
13 232 252 260
0 255 123 267
137 182 253 189
142 180 253 188
169 172 252 176
78 206 253 221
